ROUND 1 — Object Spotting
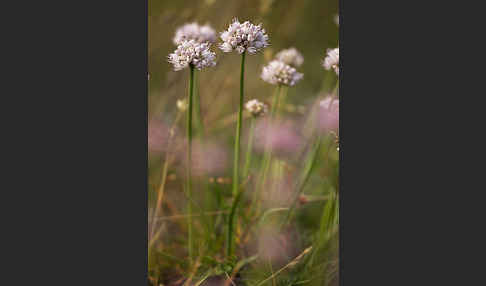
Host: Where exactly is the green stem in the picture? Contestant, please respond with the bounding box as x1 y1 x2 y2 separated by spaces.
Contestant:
193 70 205 136
149 112 181 244
281 135 322 229
227 184 245 258
187 65 195 263
232 52 246 196
192 70 212 247
251 85 281 215
332 78 339 97
243 117 256 180
271 85 282 117
276 86 288 119
228 52 246 257
307 191 338 268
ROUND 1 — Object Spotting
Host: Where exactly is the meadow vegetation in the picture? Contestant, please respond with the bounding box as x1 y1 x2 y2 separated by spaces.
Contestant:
149 1 339 285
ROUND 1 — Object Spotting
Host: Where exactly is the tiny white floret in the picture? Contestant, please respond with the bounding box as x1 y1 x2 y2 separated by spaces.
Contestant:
219 18 269 55
173 22 217 45
168 40 217 71
261 60 303 86
323 47 339 75
245 99 268 117
275 47 304 67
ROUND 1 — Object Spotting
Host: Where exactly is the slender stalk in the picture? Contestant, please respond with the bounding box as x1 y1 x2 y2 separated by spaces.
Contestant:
270 85 282 117
273 159 284 198
232 52 246 196
307 191 338 268
227 52 246 257
332 78 339 98
276 86 288 119
251 85 281 215
255 246 313 286
193 70 205 136
242 117 256 180
187 65 195 263
227 184 245 257
192 70 213 247
267 259 277 286
149 112 182 244
281 135 322 228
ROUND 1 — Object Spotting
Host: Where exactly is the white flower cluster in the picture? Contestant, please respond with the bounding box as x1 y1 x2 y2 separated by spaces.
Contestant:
261 60 303 86
173 22 217 45
245 99 268 117
168 40 217 71
275 47 304 67
219 18 269 54
323 47 339 75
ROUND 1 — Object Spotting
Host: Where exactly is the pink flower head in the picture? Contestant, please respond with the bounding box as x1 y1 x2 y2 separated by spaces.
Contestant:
256 227 300 266
148 119 171 153
179 139 229 177
318 97 339 133
254 120 303 157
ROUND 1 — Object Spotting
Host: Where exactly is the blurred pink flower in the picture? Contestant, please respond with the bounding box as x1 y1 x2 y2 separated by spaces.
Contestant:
256 227 300 266
318 97 339 132
254 120 304 157
179 139 229 176
148 119 171 153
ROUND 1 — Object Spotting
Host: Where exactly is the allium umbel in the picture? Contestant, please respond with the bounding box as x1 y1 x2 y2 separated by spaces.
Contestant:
173 22 217 45
323 47 339 75
168 40 216 71
245 99 268 117
261 60 303 86
219 18 269 54
275 47 304 67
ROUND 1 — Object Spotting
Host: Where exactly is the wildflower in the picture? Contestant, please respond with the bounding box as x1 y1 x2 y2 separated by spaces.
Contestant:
323 47 339 75
319 96 339 110
257 227 300 265
318 97 339 132
254 120 303 157
173 22 217 45
245 99 268 117
219 18 269 54
168 40 216 71
176 99 188 112
275 47 304 67
179 140 229 176
148 120 172 153
261 60 303 86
